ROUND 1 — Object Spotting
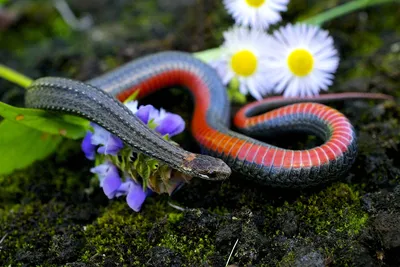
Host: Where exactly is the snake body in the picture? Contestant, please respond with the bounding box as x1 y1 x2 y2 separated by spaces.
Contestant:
25 51 390 187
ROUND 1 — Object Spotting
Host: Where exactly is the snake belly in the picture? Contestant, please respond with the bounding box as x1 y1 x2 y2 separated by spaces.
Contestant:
26 51 359 187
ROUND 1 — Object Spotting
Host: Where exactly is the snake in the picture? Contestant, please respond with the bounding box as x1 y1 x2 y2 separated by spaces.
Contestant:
24 51 392 187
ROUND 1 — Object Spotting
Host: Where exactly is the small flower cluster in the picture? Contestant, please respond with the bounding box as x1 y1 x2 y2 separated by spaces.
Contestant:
81 100 185 212
213 0 339 99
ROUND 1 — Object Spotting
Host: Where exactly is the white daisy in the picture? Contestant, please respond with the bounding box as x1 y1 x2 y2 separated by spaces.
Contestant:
263 23 340 97
211 27 271 100
223 0 289 30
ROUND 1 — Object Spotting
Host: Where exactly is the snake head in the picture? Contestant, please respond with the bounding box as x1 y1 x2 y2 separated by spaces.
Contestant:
182 153 231 180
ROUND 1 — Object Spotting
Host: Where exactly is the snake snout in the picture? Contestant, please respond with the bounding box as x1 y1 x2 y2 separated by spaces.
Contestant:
206 159 231 180
183 154 231 180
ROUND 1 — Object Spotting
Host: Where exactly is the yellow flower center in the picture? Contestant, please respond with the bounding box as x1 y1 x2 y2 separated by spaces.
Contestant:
230 50 258 77
287 49 314 76
246 0 265 8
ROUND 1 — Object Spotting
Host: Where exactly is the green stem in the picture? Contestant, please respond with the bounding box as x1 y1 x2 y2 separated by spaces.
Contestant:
0 64 33 88
300 0 399 26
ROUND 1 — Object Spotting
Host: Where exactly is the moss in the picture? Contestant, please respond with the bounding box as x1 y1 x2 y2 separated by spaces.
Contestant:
0 201 94 266
209 206 230 216
256 183 370 266
380 51 400 80
277 251 297 267
81 201 155 265
292 183 367 236
167 212 183 224
158 233 215 265
272 183 368 237
349 33 383 57
80 200 218 266
0 141 97 266
159 208 221 265
0 140 91 207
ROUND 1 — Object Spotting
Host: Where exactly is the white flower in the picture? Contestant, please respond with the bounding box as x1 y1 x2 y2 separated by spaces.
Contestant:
223 0 289 30
211 27 271 100
263 23 340 97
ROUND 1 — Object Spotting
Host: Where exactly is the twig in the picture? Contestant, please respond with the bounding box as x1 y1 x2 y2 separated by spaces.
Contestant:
0 233 8 251
225 238 239 267
0 233 7 244
168 201 186 211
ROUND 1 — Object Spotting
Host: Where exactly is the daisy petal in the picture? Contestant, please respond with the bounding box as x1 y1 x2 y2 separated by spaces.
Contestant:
210 27 273 100
223 0 289 30
264 23 339 97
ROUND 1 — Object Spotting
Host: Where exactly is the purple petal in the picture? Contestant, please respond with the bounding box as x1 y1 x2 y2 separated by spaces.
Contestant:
103 173 122 199
126 182 147 212
81 131 96 160
90 123 111 146
90 162 119 187
136 105 158 124
115 180 134 197
153 108 167 123
155 113 185 136
97 135 124 155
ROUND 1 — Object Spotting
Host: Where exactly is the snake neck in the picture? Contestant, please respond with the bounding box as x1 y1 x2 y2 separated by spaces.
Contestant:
25 77 189 169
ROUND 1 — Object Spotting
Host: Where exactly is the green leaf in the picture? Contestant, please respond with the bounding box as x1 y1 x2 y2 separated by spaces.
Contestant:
193 47 222 63
227 78 247 104
0 120 62 175
0 101 89 139
133 153 151 188
123 89 140 104
146 158 160 171
159 164 172 183
148 118 158 130
298 0 399 26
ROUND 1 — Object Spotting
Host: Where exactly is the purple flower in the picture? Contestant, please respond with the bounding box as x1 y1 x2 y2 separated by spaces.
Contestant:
120 180 148 212
91 162 121 198
81 131 96 160
115 180 132 198
90 123 110 146
154 110 185 137
82 101 185 160
90 162 117 183
91 163 148 211
135 104 158 124
125 101 185 137
97 136 124 155
102 174 122 199
90 123 124 156
84 100 186 212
